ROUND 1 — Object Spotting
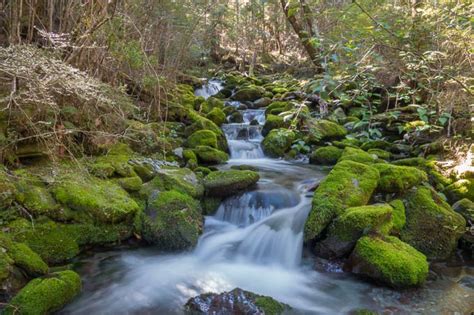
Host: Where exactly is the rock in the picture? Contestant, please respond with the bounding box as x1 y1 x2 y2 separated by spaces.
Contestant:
338 147 377 165
316 204 393 259
262 114 288 136
360 140 391 151
374 163 427 193
305 119 347 144
304 160 380 242
186 130 218 149
333 138 361 149
123 120 172 155
348 236 428 288
117 176 143 192
367 148 391 160
137 190 203 249
185 110 228 152
3 270 81 315
0 236 48 278
89 143 135 179
309 146 343 165
265 101 292 116
204 170 259 197
262 128 295 158
452 198 474 223
132 163 156 182
14 174 59 218
401 186 466 260
389 199 406 233
445 179 473 203
253 97 272 108
232 86 265 102
193 145 229 165
184 288 290 315
206 107 226 127
52 175 139 224
0 173 16 210
140 167 204 199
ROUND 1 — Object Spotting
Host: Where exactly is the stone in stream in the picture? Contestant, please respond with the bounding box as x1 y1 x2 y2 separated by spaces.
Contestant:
204 170 260 198
184 288 290 315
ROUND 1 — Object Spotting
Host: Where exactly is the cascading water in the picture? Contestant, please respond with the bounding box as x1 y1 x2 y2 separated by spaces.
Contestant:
194 79 223 99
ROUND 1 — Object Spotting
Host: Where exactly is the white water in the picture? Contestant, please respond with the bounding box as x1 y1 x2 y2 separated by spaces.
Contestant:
194 79 224 99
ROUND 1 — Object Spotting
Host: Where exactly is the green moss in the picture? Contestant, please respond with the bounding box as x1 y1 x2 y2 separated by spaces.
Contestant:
350 236 428 288
204 170 260 197
445 179 473 202
185 110 228 151
389 199 406 233
339 147 377 165
401 186 466 260
186 130 218 149
392 157 452 189
193 145 229 165
4 270 81 315
232 86 265 101
255 296 288 315
333 138 361 149
262 114 288 136
8 242 48 277
140 167 204 199
133 163 155 182
304 160 380 242
206 108 226 127
265 101 292 116
0 173 16 210
118 176 143 192
374 164 427 193
367 149 391 160
262 128 295 158
0 250 13 283
309 146 343 165
360 140 391 151
89 143 136 178
15 177 59 218
305 119 347 144
52 175 139 224
452 198 474 222
201 197 222 215
137 190 203 249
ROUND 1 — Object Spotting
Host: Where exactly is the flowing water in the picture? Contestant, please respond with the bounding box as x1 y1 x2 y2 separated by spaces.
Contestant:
63 81 474 314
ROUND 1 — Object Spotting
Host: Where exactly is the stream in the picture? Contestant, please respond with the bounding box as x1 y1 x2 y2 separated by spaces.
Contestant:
62 80 474 314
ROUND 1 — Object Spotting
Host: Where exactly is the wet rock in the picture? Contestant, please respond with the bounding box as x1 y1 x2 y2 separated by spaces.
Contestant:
445 179 473 203
305 119 347 144
184 288 290 315
186 130 219 149
309 146 343 165
253 97 272 108
228 111 244 123
232 86 265 102
452 198 473 223
262 128 295 158
193 145 229 165
140 167 204 199
262 114 288 136
204 170 259 197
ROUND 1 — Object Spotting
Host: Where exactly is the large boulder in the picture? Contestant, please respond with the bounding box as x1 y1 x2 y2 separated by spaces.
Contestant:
137 190 203 250
348 236 428 288
309 146 343 165
445 179 473 203
262 114 288 136
262 128 295 158
14 173 59 218
305 119 347 144
193 145 229 165
401 186 466 260
185 288 290 315
206 107 226 127
304 160 380 242
186 130 218 149
185 110 228 151
338 147 377 165
0 172 16 210
374 163 427 193
3 271 81 315
204 170 259 197
140 167 204 199
232 86 265 102
315 204 393 258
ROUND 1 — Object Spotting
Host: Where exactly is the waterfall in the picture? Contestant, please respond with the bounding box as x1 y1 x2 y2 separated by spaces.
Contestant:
194 79 223 99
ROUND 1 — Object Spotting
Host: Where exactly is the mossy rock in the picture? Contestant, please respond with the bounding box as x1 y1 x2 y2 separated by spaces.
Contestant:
4 270 81 315
123 120 173 155
374 164 427 193
348 236 428 288
14 174 59 218
309 146 343 165
333 138 361 149
360 140 391 151
445 179 473 203
262 114 288 136
132 163 156 182
185 110 228 152
389 199 406 233
338 147 377 165
452 198 474 222
117 176 143 192
136 190 203 250
262 128 295 158
392 157 452 190
140 167 204 199
52 175 139 224
193 146 229 165
0 173 16 210
316 204 393 259
232 86 265 102
265 101 292 116
186 130 218 149
367 149 391 160
201 197 222 215
305 119 347 144
228 111 244 123
89 143 135 179
206 108 226 127
204 170 259 197
400 186 466 260
304 160 380 242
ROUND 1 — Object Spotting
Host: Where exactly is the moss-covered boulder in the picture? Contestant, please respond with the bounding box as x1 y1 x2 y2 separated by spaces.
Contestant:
206 107 226 127
316 204 393 258
186 130 218 149
368 149 391 160
186 110 228 151
360 140 391 151
185 288 290 315
374 164 427 193
52 175 139 224
445 179 473 202
232 86 265 102
401 186 466 260
305 119 347 144
304 160 380 242
0 173 16 210
204 170 259 197
89 143 136 179
265 101 292 116
140 167 204 199
117 176 143 192
338 147 377 165
309 146 343 165
4 270 81 315
193 145 229 165
262 128 295 158
452 198 474 222
348 236 428 288
389 199 406 233
262 114 288 136
13 173 59 218
136 190 203 249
